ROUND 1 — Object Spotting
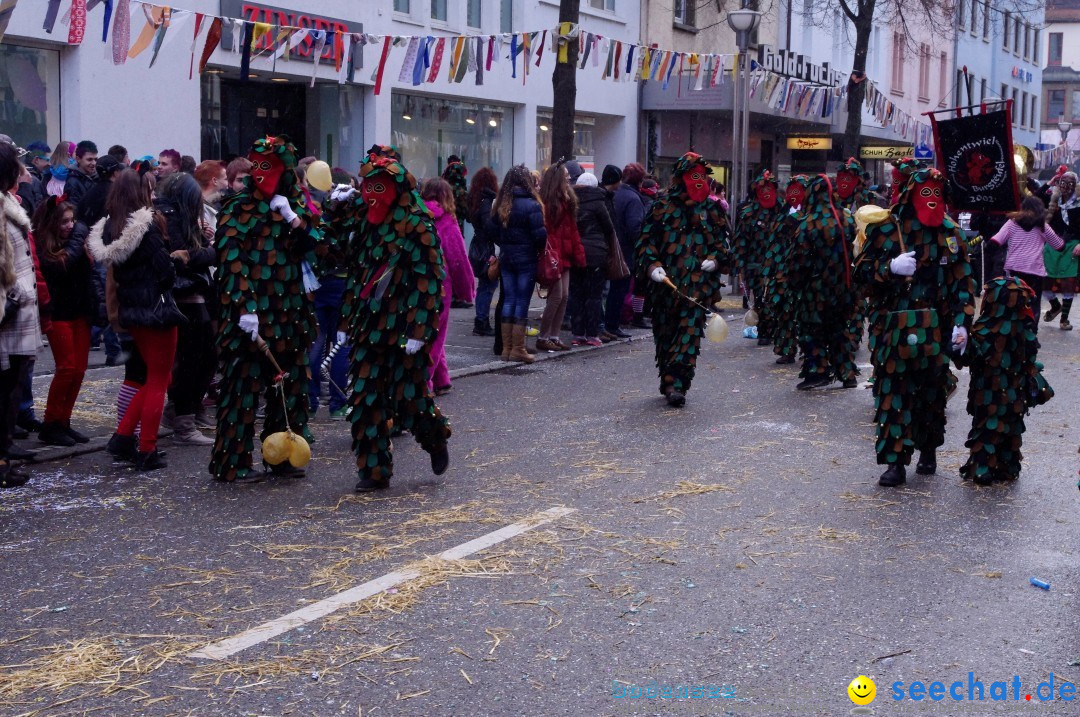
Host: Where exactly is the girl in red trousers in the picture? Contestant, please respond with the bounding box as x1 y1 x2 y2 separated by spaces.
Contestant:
536 163 585 352
32 197 96 446
421 178 475 395
89 169 181 471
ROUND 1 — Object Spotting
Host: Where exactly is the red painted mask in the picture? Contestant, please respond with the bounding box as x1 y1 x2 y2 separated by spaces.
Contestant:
835 170 858 199
362 171 397 224
912 179 946 227
755 184 777 209
784 182 806 209
682 167 710 204
249 154 286 200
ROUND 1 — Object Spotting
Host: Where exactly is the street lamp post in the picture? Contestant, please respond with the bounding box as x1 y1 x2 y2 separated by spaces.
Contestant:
1059 117 1073 169
726 6 762 210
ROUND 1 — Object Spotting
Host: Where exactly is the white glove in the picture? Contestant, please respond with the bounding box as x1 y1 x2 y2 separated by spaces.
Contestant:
650 266 668 283
889 250 917 277
405 338 424 355
951 326 968 355
330 184 356 202
269 194 299 224
301 260 321 293
238 313 260 341
701 259 717 272
336 331 347 346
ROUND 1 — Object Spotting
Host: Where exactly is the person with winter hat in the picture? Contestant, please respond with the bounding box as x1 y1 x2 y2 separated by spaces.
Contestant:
1042 171 1080 330
32 197 96 447
421 177 476 394
608 163 646 339
570 172 616 347
536 163 584 351
88 169 180 471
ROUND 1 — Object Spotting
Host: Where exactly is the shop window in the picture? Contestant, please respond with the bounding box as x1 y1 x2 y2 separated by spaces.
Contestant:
501 0 513 33
1048 89 1064 121
536 111 595 168
0 44 60 149
674 0 695 26
431 0 447 22
587 0 615 11
467 0 481 27
394 0 410 13
390 93 513 182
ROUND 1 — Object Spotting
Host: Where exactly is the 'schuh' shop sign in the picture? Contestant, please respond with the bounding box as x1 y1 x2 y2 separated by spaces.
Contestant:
219 0 361 65
930 106 1021 212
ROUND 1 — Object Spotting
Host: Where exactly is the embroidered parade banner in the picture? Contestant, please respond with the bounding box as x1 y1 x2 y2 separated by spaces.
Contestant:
930 105 1021 213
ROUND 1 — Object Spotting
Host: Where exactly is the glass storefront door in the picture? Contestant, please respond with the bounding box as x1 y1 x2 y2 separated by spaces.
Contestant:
0 43 61 148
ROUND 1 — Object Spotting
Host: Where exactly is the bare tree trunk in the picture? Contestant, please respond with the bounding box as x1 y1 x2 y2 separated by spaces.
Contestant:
551 0 580 162
842 7 874 159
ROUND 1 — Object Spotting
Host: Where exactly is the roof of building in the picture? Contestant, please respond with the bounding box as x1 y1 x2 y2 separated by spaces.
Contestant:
1048 0 1080 22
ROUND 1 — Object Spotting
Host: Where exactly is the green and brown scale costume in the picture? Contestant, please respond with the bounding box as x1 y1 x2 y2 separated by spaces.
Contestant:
211 137 320 481
836 158 873 382
854 167 975 467
786 175 858 381
636 152 731 397
442 160 469 233
761 175 811 360
957 277 1053 483
338 153 450 483
733 171 785 334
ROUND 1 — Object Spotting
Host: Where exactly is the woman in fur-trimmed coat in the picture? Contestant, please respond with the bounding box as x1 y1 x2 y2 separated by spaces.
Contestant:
88 169 180 472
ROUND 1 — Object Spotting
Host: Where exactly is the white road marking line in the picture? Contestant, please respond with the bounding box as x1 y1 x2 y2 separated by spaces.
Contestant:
189 506 577 661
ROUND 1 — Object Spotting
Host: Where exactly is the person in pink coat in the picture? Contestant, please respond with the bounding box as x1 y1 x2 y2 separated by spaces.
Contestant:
421 178 476 394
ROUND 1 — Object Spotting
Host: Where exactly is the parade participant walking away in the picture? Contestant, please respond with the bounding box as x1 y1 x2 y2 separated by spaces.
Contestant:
1042 171 1080 330
89 169 180 471
155 173 217 445
786 175 858 390
608 162 647 339
990 196 1064 331
210 136 321 483
339 150 451 493
855 164 975 488
536 162 583 352
442 156 469 235
490 165 546 363
570 172 616 346
421 177 476 395
733 171 784 345
33 198 95 447
64 141 99 208
108 145 130 166
467 168 499 337
957 277 1053 485
762 175 810 365
0 143 36 488
636 152 731 407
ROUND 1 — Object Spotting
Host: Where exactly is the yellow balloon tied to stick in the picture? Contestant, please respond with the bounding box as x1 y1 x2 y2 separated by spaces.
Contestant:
660 276 730 344
306 160 333 192
262 430 311 468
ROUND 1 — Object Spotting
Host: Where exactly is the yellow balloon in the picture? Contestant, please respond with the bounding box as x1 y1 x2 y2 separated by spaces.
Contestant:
705 312 729 343
744 309 759 327
288 432 311 468
306 160 333 192
262 431 292 465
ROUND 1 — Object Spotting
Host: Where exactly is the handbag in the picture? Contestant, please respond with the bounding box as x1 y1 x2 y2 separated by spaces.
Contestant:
468 234 493 276
874 309 943 368
536 239 561 289
606 238 629 281
486 256 500 282
149 292 189 327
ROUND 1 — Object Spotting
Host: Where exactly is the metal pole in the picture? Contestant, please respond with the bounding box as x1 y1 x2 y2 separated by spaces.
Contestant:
731 38 742 206
740 37 751 203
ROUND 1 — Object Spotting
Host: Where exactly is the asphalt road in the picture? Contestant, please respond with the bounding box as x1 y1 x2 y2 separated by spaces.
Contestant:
2 309 1079 717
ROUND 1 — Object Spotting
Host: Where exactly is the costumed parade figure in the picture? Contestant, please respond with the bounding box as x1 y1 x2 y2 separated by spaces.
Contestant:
835 158 873 383
339 149 451 493
636 152 731 407
211 136 321 482
761 175 810 364
854 165 975 487
786 175 858 390
957 277 1053 485
733 171 784 344
442 156 469 234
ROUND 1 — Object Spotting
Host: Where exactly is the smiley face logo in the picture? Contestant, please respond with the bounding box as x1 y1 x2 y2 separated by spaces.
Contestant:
848 675 876 705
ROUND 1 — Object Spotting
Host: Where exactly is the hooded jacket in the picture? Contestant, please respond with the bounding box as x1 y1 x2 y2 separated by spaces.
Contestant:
573 185 615 267
489 187 547 267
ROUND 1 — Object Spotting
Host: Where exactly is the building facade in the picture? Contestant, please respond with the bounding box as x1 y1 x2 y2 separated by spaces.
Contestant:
1040 0 1080 174
0 0 640 181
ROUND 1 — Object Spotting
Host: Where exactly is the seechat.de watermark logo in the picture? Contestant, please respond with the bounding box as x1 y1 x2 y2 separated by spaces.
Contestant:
847 672 1077 709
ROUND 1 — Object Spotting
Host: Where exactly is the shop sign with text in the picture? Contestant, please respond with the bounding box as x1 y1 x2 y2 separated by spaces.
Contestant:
861 146 914 160
220 0 361 65
757 46 846 87
787 137 832 150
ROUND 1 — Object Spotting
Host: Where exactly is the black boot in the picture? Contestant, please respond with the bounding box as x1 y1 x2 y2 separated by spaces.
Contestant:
266 461 306 479
1044 297 1063 322
430 444 450 475
106 433 138 462
1060 298 1073 330
796 375 831 391
355 472 391 493
134 450 167 471
0 460 29 489
472 318 493 337
878 464 907 487
775 355 795 365
64 424 90 444
915 449 937 475
38 422 75 447
666 390 686 407
631 313 650 329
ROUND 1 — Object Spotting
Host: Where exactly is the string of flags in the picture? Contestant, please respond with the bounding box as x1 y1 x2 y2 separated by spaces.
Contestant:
31 0 928 138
